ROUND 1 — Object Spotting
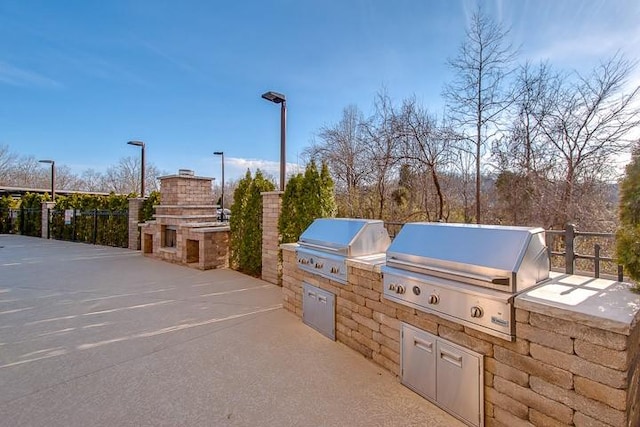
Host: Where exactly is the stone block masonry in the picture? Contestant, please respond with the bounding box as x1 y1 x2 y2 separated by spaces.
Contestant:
128 197 144 250
261 191 283 285
139 170 229 270
281 243 640 427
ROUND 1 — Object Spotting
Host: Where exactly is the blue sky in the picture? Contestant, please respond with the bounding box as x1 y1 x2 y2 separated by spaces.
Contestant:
1 0 639 184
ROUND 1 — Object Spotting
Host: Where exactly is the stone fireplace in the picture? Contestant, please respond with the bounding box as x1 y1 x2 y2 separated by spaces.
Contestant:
139 169 229 270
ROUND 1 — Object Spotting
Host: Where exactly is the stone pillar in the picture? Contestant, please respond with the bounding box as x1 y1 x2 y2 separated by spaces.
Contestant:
128 197 145 250
261 191 284 285
41 201 55 239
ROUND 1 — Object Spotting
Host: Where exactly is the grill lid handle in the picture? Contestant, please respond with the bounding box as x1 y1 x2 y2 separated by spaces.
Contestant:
388 257 511 286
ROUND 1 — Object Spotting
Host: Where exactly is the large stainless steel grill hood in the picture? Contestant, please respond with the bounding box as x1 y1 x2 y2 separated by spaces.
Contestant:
383 223 550 341
386 223 549 292
297 218 391 284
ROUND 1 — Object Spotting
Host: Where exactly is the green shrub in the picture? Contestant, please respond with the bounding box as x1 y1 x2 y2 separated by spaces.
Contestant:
279 160 336 243
229 170 275 277
18 193 47 237
141 191 160 222
0 195 18 233
617 145 640 290
50 193 132 247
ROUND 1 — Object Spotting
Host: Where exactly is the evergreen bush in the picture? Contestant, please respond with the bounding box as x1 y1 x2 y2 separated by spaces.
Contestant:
616 145 640 290
50 193 132 247
18 192 47 236
229 170 275 276
0 195 18 233
279 160 336 244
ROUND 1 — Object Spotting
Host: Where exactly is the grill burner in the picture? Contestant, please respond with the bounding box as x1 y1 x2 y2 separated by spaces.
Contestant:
383 223 549 340
296 218 391 284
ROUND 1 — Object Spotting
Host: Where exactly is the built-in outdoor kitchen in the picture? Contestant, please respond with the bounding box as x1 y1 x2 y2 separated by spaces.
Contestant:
281 219 640 427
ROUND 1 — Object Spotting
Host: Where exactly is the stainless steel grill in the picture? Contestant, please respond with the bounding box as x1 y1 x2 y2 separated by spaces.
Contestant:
383 223 549 340
297 218 391 284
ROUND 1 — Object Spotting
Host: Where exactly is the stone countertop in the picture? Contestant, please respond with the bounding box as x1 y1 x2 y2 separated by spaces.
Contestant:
280 243 298 252
515 272 640 335
346 254 386 272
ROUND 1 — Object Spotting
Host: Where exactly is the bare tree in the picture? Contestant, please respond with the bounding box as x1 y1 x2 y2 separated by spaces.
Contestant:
491 62 560 225
361 91 402 219
537 55 640 227
103 156 161 195
305 105 370 217
0 144 18 184
443 7 516 223
79 169 104 192
398 98 455 220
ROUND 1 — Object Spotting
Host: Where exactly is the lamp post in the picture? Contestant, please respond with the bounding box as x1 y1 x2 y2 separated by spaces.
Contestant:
127 140 145 197
213 151 225 221
38 159 55 202
261 91 286 191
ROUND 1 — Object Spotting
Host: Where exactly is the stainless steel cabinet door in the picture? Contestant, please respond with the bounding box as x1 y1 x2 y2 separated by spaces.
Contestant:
302 282 335 340
401 324 437 401
436 340 481 427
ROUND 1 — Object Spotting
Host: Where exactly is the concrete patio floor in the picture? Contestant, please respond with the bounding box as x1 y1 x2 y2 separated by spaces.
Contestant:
0 235 462 426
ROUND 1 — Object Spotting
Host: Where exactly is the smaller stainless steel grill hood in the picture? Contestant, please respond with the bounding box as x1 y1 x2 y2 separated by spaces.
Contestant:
297 218 391 284
298 218 391 257
386 223 549 292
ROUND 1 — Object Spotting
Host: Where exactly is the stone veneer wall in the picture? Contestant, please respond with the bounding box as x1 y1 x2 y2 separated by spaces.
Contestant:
128 197 144 250
41 201 55 239
261 191 283 285
281 244 640 427
157 175 213 205
145 225 229 270
139 171 229 270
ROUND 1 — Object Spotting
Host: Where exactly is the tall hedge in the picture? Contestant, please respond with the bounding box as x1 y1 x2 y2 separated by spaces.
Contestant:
18 192 47 236
279 160 336 243
141 191 160 222
229 170 275 276
0 195 18 233
616 145 640 288
50 193 132 247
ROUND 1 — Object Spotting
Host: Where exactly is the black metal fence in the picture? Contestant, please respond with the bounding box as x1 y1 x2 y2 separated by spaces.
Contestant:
546 224 622 281
49 209 128 248
385 221 623 281
0 208 41 236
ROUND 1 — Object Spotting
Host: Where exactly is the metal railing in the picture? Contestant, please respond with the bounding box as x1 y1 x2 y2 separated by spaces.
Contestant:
49 209 128 248
0 207 41 236
384 221 623 281
546 224 622 281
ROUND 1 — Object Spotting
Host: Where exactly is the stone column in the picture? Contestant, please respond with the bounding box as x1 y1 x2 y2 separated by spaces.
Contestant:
41 201 55 239
261 191 284 285
128 197 145 250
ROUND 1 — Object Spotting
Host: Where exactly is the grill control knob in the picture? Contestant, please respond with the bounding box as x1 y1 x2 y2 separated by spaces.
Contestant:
412 286 421 296
470 306 484 318
330 267 340 274
396 285 406 294
388 283 397 292
428 294 439 305
315 262 323 269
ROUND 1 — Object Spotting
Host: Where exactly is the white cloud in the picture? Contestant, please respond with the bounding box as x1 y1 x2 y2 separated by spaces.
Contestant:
527 26 640 65
0 61 62 88
227 157 303 181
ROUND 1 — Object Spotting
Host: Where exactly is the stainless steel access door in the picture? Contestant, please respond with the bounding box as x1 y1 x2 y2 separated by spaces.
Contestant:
436 340 482 427
401 324 436 401
302 282 336 340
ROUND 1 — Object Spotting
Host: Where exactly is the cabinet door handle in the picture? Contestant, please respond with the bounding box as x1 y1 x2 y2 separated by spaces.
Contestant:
413 338 433 353
318 296 327 303
307 291 316 299
440 349 463 367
